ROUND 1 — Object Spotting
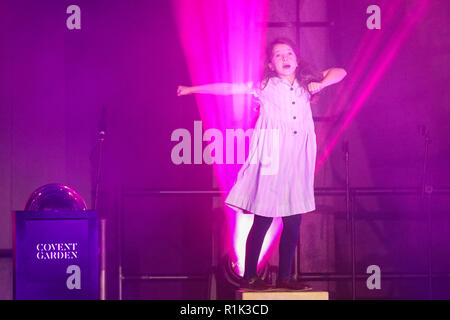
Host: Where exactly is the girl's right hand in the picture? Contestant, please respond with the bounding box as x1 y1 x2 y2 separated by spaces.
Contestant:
307 82 324 94
177 86 192 96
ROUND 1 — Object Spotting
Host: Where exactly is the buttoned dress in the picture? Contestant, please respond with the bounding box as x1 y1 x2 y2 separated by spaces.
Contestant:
224 77 317 217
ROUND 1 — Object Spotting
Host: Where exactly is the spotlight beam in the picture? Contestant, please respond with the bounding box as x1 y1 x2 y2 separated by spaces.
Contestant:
173 0 269 277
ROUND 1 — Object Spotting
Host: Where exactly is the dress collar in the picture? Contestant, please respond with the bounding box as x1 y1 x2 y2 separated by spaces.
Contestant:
270 76 299 88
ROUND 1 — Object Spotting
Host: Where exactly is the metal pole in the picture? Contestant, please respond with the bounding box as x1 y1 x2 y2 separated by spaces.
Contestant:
344 141 350 230
118 190 123 300
426 190 432 299
99 219 106 300
420 128 432 299
343 141 356 300
351 192 356 300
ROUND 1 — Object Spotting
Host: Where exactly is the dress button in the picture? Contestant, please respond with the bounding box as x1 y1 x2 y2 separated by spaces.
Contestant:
293 116 296 119
290 87 294 91
292 101 295 105
294 131 297 134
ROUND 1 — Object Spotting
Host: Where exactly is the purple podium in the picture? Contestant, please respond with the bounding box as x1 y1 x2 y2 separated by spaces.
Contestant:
13 210 99 300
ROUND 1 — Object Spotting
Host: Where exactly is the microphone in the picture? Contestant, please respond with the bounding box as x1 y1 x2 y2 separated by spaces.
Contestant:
98 107 107 141
418 124 431 143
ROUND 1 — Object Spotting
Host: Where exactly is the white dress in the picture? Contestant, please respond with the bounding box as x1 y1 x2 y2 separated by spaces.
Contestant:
224 77 317 217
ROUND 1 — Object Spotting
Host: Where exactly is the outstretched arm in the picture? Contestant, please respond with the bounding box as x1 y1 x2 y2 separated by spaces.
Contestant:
177 83 252 96
308 68 347 94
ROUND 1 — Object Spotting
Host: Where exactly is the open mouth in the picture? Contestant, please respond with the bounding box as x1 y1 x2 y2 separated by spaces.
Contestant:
282 64 291 69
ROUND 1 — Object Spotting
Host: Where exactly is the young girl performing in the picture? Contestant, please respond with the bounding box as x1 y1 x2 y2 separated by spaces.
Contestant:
177 38 346 290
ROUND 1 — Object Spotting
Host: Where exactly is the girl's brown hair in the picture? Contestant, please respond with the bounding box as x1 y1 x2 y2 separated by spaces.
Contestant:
262 37 324 103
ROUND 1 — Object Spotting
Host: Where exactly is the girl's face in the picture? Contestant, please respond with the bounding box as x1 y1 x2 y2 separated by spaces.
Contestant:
269 43 298 80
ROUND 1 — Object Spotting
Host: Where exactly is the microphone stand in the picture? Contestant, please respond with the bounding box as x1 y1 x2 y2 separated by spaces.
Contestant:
419 125 432 298
342 140 356 299
93 108 106 211
92 107 107 299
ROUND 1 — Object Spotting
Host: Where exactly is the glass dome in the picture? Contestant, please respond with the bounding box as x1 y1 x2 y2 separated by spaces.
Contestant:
24 184 87 211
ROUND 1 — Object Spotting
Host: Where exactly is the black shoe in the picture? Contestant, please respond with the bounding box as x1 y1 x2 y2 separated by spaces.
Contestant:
276 276 312 291
241 277 272 290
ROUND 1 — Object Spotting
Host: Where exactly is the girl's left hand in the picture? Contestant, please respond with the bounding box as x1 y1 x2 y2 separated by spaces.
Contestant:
307 82 324 94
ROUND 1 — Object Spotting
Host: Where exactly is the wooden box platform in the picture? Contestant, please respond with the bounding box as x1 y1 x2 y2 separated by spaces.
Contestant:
236 289 329 300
